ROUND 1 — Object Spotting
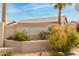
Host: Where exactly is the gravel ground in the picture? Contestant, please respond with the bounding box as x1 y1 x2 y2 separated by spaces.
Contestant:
1 48 79 56
12 52 50 56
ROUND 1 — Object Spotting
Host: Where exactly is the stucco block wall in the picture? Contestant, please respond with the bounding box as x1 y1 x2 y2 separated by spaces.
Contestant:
0 23 4 47
5 40 23 52
4 22 60 40
0 47 14 53
17 22 59 28
4 24 17 39
22 40 50 52
5 40 50 53
68 23 77 30
29 35 41 40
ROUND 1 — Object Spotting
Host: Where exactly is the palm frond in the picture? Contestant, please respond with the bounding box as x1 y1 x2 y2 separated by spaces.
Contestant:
53 3 72 9
54 4 58 9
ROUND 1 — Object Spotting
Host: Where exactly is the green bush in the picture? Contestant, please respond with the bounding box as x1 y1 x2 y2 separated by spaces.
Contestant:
48 27 67 52
62 28 79 52
48 27 79 56
7 31 30 41
40 32 48 40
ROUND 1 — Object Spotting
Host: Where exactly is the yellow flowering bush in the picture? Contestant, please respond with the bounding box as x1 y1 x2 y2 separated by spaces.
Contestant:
48 27 67 52
48 27 79 56
63 27 79 53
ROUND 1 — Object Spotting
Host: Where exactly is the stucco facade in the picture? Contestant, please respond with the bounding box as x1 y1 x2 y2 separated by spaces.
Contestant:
0 23 4 47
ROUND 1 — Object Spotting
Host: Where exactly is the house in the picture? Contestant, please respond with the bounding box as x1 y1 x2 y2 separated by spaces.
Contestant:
4 16 68 40
68 21 77 30
68 20 79 32
75 4 79 32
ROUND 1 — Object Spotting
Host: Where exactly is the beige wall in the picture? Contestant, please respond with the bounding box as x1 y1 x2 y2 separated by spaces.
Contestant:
5 40 50 53
0 23 4 47
0 47 14 53
4 24 17 39
4 22 60 40
68 23 77 30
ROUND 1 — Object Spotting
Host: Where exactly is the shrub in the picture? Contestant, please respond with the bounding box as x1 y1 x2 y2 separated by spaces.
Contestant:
40 32 48 40
1 52 12 56
7 31 29 41
62 28 79 52
50 52 65 56
48 27 79 56
48 27 67 52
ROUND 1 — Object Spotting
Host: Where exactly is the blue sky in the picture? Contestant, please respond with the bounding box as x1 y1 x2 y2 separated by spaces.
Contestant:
0 3 79 23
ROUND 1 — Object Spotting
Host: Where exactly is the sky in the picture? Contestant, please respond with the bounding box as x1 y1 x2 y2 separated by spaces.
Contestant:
0 3 79 23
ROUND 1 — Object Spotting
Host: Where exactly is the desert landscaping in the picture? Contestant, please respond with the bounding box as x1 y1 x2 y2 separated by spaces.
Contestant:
0 3 79 56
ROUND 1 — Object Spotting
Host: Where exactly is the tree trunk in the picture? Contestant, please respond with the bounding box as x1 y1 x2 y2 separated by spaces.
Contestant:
58 8 61 25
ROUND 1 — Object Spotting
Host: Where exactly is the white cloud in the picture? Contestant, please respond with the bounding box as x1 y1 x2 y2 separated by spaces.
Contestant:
21 3 50 11
6 8 21 14
5 3 52 15
6 4 21 14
